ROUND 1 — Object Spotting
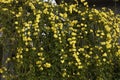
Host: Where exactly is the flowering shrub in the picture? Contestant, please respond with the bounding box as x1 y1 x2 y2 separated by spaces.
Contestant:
0 0 120 80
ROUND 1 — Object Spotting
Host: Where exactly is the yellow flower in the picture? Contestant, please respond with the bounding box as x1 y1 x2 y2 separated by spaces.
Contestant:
16 55 20 59
20 55 23 58
0 69 3 73
43 8 48 14
85 54 90 58
94 9 99 14
62 72 67 77
32 47 36 50
106 44 112 49
15 21 18 24
94 55 99 59
78 65 83 69
27 31 31 35
100 42 106 45
69 4 76 13
2 75 6 78
27 37 32 41
72 37 76 40
83 2 88 6
39 67 43 71
25 42 28 45
37 52 43 56
102 53 107 57
78 48 84 51
89 51 93 54
105 25 111 32
106 33 111 39
101 32 105 36
116 51 120 56
53 34 58 38
81 0 85 2
103 58 106 62
2 8 8 11
40 47 44 51
36 61 42 65
61 60 65 63
33 32 38 36
0 0 13 3
61 49 64 52
19 7 23 11
25 48 29 52
29 2 35 10
41 58 45 61
6 58 11 63
44 63 51 68
63 13 68 18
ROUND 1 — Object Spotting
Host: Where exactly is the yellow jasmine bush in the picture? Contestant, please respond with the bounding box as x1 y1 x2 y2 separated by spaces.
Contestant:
0 0 120 80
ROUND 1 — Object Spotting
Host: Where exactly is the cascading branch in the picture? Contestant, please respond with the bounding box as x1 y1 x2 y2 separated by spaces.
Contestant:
0 0 120 80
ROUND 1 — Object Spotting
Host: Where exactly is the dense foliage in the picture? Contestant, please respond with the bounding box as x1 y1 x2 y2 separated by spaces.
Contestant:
0 0 120 80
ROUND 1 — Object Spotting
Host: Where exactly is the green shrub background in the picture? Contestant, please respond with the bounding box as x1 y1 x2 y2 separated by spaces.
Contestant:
0 0 120 80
